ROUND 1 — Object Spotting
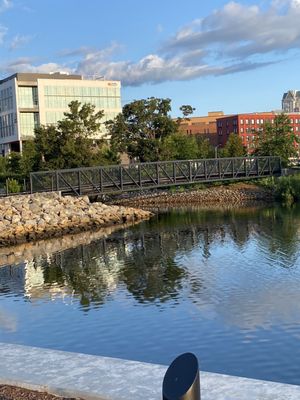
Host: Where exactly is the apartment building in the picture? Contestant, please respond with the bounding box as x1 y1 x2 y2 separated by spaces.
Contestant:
282 90 300 113
216 112 300 152
178 111 225 146
0 72 121 155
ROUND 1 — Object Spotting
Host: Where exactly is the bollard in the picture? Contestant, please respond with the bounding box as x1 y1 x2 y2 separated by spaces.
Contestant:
162 352 200 400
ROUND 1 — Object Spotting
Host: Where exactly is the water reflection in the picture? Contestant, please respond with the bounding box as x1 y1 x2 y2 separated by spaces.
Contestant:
1 205 300 310
2 205 300 384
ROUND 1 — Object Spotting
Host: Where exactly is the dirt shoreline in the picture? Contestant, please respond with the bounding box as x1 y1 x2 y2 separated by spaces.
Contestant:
108 182 274 207
0 385 81 400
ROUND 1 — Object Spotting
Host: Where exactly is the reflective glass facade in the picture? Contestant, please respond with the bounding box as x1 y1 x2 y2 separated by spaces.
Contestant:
18 87 38 108
19 113 39 137
43 85 121 111
0 113 15 138
0 87 13 112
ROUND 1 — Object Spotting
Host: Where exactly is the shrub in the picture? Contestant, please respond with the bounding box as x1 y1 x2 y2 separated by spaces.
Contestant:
6 178 22 194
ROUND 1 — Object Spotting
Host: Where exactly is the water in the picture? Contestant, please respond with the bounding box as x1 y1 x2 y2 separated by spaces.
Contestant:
1 205 300 385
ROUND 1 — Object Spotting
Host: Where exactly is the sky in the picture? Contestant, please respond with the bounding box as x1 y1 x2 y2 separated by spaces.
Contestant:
0 0 299 116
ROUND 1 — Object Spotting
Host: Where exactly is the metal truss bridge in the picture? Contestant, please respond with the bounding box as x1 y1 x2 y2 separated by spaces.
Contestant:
30 156 281 196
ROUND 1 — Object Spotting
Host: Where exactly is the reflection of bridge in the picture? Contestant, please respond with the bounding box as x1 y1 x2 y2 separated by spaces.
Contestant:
30 156 281 196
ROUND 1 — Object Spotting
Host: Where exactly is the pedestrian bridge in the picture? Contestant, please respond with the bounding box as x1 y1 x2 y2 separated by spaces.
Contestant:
30 156 281 196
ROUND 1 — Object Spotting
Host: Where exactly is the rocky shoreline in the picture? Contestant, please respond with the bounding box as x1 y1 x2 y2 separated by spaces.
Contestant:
0 192 153 248
109 182 274 207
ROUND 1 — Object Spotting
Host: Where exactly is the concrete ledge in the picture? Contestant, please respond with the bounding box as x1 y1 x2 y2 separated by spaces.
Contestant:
1 343 300 400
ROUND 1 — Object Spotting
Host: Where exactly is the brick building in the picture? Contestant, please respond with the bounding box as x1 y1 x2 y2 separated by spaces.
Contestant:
216 112 300 153
178 111 225 146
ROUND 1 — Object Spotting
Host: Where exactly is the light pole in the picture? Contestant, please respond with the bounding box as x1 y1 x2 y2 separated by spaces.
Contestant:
215 144 221 158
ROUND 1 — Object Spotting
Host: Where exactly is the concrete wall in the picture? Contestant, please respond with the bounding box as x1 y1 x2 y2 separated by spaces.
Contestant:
1 343 300 400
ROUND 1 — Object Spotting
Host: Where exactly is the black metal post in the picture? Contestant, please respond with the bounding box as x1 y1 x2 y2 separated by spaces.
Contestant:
162 353 200 400
56 171 59 192
138 164 142 187
99 168 103 193
29 174 33 194
173 162 176 184
78 170 82 195
120 166 123 190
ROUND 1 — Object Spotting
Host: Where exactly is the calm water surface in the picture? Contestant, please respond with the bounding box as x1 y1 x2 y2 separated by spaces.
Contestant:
1 205 300 384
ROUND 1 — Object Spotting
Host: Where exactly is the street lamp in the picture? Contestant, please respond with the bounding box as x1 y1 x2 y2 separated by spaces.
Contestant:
215 144 221 158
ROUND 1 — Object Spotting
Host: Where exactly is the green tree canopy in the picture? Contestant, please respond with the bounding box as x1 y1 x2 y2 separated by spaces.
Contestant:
254 113 298 166
197 137 214 159
179 105 195 119
106 97 179 162
220 133 247 157
160 133 199 160
34 101 118 170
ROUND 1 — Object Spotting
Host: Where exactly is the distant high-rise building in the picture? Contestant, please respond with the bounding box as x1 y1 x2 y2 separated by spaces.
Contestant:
282 90 300 113
0 72 121 156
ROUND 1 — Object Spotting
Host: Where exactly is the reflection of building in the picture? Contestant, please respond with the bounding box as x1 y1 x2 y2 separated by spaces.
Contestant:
24 260 73 301
282 90 300 113
178 111 226 146
216 112 300 153
0 72 121 155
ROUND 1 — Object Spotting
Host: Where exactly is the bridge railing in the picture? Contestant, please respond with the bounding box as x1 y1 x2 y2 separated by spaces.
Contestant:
30 156 281 196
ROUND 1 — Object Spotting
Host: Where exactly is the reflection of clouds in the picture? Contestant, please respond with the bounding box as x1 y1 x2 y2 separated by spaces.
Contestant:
216 280 300 331
0 308 17 332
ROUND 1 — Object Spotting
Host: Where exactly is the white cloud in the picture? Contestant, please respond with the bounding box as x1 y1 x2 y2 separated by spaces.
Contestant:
0 58 72 75
0 25 7 44
0 0 12 13
165 0 300 58
1 1 299 86
9 34 32 50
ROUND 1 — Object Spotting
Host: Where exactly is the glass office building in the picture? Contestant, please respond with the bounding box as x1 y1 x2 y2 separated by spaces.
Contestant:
0 72 121 155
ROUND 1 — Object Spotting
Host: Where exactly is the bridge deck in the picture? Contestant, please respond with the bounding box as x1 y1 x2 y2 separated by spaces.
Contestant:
30 156 281 196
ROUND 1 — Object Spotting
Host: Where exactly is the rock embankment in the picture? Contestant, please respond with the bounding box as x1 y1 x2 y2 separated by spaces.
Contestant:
111 183 273 207
0 192 153 247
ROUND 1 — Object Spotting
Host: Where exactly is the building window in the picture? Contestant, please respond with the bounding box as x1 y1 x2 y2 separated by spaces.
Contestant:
240 128 244 133
245 119 249 124
18 87 38 108
251 119 255 124
0 87 13 112
240 119 244 124
19 113 39 138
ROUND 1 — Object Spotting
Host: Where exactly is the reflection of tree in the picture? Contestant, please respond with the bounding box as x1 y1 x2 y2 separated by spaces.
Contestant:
121 236 186 303
2 204 300 311
40 241 124 310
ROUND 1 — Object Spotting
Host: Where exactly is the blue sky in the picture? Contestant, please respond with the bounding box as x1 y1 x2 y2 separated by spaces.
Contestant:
0 0 299 116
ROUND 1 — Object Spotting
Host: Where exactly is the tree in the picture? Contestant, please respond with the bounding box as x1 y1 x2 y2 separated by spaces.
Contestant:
220 133 246 157
160 133 199 160
0 156 7 175
179 105 195 119
19 141 38 175
107 97 179 162
197 137 214 159
34 101 118 170
254 113 298 166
